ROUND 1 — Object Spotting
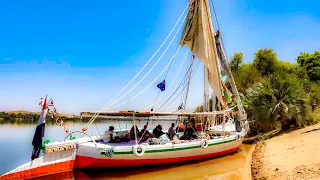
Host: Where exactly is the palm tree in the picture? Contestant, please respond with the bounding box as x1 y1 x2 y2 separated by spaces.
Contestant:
246 72 307 131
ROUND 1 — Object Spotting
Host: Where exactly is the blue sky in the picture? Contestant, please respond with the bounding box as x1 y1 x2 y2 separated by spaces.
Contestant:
1 0 320 114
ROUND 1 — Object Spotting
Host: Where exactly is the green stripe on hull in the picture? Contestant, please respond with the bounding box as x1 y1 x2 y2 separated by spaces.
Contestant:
101 138 237 155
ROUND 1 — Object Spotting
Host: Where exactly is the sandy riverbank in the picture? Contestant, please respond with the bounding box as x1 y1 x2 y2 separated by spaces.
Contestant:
251 123 320 180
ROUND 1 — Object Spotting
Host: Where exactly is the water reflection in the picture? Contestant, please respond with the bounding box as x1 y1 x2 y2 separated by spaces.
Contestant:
32 145 253 180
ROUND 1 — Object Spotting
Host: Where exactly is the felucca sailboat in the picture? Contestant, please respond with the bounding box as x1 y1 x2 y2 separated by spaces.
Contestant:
1 0 249 179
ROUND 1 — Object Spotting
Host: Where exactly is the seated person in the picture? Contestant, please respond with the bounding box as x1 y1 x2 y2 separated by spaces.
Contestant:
153 125 164 138
167 123 176 140
114 137 121 143
129 125 140 140
139 125 150 142
181 117 197 140
119 133 130 142
103 126 114 142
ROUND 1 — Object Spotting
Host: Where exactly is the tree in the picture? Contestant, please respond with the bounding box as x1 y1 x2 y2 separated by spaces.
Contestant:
246 72 307 131
303 81 320 111
297 51 320 81
16 113 23 118
234 63 263 94
230 52 243 72
253 49 278 76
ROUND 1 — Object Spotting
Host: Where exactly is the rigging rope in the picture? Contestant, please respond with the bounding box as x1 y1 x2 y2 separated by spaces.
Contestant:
157 60 200 111
83 4 188 129
155 56 197 111
183 54 194 109
100 13 186 111
150 44 179 111
107 46 182 111
150 90 161 111
168 50 189 88
143 50 189 111
209 0 229 61
85 46 182 128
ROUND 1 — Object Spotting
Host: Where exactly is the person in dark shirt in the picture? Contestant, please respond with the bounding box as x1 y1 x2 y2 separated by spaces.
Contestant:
168 123 176 140
139 125 150 142
129 125 140 140
153 125 164 138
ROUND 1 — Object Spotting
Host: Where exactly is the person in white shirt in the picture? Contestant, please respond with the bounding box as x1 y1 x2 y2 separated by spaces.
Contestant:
104 126 114 142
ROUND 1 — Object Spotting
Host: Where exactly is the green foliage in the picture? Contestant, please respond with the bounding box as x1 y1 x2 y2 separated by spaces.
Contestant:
234 63 263 94
276 61 297 74
0 112 83 125
246 72 307 131
253 49 278 76
297 51 320 81
305 82 320 109
307 108 320 124
230 52 243 72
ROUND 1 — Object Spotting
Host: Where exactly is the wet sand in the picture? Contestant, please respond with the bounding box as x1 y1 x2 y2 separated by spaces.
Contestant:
252 123 320 180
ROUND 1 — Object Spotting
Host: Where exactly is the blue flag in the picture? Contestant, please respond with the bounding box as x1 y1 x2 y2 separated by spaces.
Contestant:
157 80 166 91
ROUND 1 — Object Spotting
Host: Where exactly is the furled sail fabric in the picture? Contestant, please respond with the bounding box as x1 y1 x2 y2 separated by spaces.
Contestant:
180 0 224 106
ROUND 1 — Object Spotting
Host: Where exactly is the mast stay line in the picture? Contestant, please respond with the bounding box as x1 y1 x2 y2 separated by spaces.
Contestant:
82 4 189 130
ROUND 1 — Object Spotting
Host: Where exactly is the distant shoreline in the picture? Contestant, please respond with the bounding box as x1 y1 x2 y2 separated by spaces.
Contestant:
0 111 82 124
0 111 177 124
4 111 78 118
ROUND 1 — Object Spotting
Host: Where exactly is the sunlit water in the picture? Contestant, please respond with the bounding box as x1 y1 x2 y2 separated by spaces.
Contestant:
0 122 253 179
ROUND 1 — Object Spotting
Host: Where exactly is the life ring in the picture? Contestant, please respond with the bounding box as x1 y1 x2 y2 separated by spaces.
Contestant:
133 145 145 157
236 134 241 141
201 139 209 148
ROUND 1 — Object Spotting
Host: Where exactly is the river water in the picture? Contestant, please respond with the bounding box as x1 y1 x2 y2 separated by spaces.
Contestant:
0 122 253 179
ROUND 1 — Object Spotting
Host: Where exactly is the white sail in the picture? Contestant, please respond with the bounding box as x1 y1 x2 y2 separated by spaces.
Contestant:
180 0 224 106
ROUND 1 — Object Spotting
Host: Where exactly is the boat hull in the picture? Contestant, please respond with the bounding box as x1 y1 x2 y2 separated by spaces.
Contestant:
0 149 76 180
75 135 243 168
0 133 244 179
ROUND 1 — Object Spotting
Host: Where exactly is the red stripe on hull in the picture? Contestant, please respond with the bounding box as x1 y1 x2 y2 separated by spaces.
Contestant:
75 146 240 168
0 160 75 180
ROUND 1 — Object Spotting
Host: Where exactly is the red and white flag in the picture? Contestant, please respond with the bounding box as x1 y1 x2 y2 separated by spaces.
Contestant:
39 98 44 106
48 98 54 106
32 95 48 160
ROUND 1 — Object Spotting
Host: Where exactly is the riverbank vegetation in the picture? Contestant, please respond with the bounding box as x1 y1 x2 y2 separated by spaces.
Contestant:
0 111 83 125
197 49 320 137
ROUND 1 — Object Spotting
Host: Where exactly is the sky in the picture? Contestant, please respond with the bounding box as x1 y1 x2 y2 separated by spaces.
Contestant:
1 0 320 115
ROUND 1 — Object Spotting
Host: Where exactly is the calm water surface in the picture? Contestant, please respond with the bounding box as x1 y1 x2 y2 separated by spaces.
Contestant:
0 122 253 179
